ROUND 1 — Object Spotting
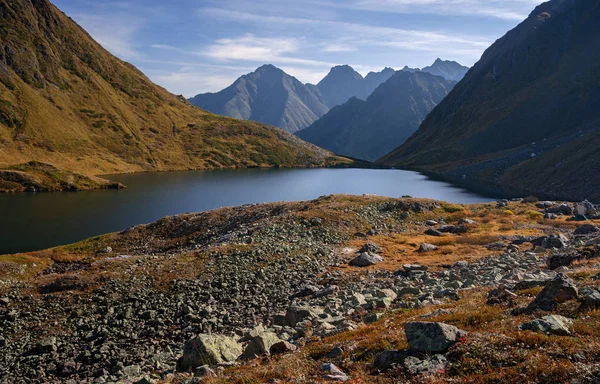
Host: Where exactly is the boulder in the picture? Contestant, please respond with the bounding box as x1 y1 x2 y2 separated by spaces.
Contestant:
404 322 465 352
574 224 599 235
520 315 573 336
269 340 297 355
349 252 383 267
177 334 243 371
418 243 438 253
527 273 578 311
242 332 281 360
574 200 597 217
458 218 477 225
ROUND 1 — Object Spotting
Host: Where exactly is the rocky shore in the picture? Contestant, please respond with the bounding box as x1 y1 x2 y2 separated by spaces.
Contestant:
1 195 599 383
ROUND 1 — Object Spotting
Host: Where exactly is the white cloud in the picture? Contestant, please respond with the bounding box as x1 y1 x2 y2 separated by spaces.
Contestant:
321 44 357 53
201 7 493 59
202 34 338 68
309 0 542 21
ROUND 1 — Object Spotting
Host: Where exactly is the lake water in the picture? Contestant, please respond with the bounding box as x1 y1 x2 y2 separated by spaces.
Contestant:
0 168 495 255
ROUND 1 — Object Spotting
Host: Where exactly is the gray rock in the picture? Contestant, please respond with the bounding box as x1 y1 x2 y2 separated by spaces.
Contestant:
178 334 243 370
241 332 281 360
574 200 597 217
325 346 344 358
418 243 438 253
122 365 141 377
349 252 384 267
458 218 477 225
284 306 323 327
580 286 600 309
359 242 381 253
425 220 438 226
321 363 350 381
520 315 573 336
404 322 464 352
527 273 578 311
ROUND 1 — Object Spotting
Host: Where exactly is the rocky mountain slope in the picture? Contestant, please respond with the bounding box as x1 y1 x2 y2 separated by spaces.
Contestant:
0 0 350 187
316 66 396 108
298 71 456 161
188 65 330 133
421 58 470 82
1 195 600 383
380 0 600 202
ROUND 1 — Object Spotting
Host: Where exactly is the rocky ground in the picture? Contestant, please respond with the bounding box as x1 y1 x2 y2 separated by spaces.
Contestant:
1 195 600 383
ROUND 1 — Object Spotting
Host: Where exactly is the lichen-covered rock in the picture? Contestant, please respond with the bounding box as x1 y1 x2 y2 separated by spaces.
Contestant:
177 334 243 371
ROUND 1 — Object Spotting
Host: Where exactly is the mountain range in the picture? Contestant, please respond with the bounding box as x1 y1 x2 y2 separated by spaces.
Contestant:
297 71 456 161
380 0 600 201
0 0 349 183
189 60 467 133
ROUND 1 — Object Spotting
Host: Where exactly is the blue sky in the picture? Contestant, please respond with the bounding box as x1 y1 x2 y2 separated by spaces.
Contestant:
53 0 543 97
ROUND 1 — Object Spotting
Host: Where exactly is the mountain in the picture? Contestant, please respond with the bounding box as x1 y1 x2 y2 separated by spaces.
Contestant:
297 71 456 161
380 0 600 201
316 65 365 108
316 66 395 108
400 60 469 81
189 65 329 133
421 59 470 82
0 0 349 185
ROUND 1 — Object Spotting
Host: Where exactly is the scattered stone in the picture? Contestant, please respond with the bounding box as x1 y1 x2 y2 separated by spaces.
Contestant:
425 220 438 226
437 225 456 233
325 346 344 359
520 315 573 336
269 341 297 355
418 243 438 253
458 218 477 225
404 322 465 353
321 363 350 381
359 242 381 253
349 252 384 267
31 337 57 355
527 273 578 312
574 224 600 235
364 313 383 324
177 334 243 371
194 365 217 378
574 200 597 217
425 228 443 237
284 306 323 327
0 297 9 306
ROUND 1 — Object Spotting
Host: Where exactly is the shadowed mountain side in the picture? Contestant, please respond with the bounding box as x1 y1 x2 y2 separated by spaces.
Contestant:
298 71 456 161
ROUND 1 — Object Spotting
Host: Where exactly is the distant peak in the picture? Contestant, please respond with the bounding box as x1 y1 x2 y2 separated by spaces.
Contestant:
256 64 281 72
434 58 444 63
330 65 357 73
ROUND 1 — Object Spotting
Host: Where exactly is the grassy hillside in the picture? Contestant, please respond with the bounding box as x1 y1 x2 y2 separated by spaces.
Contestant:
0 0 350 185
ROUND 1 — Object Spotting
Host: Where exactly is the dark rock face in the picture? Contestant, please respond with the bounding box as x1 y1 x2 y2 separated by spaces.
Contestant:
298 71 456 161
189 65 329 133
380 0 600 202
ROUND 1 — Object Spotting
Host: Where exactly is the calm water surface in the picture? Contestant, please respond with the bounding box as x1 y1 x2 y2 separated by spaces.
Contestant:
0 168 495 254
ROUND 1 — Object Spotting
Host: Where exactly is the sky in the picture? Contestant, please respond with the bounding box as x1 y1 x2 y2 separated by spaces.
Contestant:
52 0 543 97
